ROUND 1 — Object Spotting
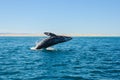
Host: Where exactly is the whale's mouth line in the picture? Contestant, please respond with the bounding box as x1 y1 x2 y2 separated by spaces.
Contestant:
32 32 72 50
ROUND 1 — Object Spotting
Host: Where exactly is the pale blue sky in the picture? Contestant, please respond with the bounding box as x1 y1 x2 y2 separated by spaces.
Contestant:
0 0 120 34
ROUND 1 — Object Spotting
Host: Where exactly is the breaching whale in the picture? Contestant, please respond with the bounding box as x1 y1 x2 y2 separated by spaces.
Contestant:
34 32 72 50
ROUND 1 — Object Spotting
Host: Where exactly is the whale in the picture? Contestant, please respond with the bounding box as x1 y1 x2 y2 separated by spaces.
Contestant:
34 32 72 50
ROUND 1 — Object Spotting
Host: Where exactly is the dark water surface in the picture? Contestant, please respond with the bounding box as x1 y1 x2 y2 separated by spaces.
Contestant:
0 37 120 80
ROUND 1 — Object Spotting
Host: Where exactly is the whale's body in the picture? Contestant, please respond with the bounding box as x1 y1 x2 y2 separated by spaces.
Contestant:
34 32 72 49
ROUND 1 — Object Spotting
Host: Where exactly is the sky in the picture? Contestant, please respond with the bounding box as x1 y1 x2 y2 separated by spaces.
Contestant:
0 0 120 34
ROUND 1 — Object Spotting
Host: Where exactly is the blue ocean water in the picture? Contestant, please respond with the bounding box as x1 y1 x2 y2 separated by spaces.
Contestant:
0 37 120 80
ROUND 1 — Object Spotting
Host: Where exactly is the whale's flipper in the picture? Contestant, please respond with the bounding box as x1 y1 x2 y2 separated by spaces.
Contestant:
44 32 57 37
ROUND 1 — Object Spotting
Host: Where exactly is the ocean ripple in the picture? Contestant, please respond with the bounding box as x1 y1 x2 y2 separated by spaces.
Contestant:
0 37 120 80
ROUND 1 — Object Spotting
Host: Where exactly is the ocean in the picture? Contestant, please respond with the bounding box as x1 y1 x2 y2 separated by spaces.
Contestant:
0 37 120 80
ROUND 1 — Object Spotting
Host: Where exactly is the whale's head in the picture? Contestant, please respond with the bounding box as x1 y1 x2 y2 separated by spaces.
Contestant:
55 36 72 43
62 36 72 42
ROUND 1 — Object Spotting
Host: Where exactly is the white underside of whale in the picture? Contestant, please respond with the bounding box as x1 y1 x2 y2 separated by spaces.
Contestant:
30 47 54 51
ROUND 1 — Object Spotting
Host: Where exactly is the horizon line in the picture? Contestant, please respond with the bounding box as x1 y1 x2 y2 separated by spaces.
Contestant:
0 33 120 37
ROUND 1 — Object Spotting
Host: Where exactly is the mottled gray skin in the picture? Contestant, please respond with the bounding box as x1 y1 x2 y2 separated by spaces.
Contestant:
35 32 72 49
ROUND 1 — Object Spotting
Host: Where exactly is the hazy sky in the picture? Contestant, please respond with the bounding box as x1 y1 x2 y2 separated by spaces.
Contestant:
0 0 120 34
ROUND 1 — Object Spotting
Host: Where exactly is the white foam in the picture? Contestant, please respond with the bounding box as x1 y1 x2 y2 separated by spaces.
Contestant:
30 47 55 51
30 47 35 50
46 47 55 51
